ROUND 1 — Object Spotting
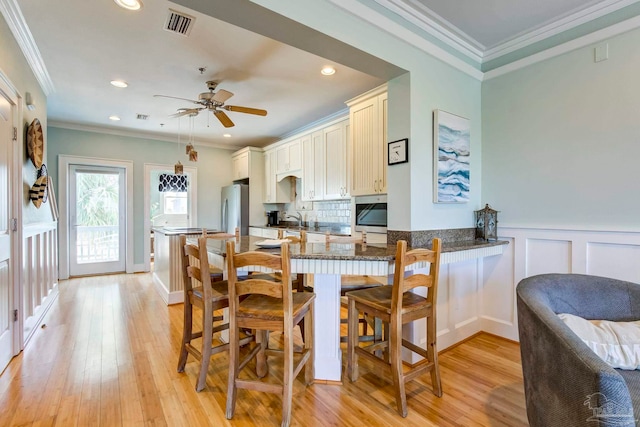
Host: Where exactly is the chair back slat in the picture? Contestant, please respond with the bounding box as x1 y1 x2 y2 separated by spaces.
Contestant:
181 235 214 300
236 279 284 299
232 251 284 271
187 265 202 283
403 274 434 292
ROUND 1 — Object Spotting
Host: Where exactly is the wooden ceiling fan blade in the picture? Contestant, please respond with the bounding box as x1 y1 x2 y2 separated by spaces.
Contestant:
212 89 233 104
224 105 268 116
154 94 200 104
213 110 235 128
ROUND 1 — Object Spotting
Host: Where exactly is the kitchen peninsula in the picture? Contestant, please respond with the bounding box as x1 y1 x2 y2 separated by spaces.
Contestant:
200 235 507 382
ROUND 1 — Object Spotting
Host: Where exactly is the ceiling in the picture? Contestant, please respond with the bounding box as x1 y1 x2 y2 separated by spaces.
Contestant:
16 0 385 149
12 0 640 149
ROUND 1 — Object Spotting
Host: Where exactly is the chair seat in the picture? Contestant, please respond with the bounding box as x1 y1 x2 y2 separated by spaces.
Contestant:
237 292 315 322
190 280 229 301
346 285 431 316
340 275 385 295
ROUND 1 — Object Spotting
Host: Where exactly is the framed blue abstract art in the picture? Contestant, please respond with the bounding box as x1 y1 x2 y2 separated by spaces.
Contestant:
433 110 470 203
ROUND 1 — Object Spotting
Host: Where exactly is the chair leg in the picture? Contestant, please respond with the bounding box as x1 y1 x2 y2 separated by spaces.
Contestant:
347 298 359 381
196 301 214 392
390 318 408 417
177 297 192 373
256 330 269 378
225 320 239 420
281 320 294 427
427 315 443 397
304 304 314 385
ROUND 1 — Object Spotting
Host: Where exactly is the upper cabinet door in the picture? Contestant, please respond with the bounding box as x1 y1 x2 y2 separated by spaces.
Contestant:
348 87 387 196
232 151 249 180
301 133 315 202
275 139 302 175
323 121 348 200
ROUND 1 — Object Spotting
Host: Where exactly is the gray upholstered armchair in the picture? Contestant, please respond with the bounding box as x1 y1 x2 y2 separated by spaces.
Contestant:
517 273 640 427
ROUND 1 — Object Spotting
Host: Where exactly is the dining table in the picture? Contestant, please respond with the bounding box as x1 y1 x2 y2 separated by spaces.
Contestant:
198 234 507 382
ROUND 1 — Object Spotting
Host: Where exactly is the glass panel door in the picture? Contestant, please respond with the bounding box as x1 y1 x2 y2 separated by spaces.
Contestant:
69 165 126 276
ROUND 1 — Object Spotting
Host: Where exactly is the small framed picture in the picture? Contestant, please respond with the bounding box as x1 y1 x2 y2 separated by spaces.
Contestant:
388 138 408 165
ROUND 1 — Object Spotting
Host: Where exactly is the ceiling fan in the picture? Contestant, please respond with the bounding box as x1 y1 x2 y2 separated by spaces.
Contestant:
154 80 267 128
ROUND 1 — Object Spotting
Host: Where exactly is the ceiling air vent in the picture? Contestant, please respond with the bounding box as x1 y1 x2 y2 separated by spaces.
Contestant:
136 114 149 120
164 9 194 37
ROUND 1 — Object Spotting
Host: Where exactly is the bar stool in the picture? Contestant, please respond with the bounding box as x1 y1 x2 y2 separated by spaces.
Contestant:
346 238 442 417
324 230 386 342
177 234 252 392
225 240 315 427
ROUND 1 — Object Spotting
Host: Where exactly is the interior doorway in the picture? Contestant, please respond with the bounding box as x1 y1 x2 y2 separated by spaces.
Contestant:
143 163 197 272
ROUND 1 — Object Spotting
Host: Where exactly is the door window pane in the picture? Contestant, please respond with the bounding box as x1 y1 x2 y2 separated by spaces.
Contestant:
75 172 120 263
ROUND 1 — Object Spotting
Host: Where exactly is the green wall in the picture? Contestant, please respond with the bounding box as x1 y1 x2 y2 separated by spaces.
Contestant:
482 27 640 230
0 14 50 225
47 127 235 265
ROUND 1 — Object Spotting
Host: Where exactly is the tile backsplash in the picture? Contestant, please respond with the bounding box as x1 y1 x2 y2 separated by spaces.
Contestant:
282 179 351 226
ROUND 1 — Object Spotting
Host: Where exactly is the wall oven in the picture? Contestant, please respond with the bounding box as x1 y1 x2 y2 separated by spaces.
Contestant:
354 195 387 233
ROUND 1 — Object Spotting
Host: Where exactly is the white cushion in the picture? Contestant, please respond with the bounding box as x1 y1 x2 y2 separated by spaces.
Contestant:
558 313 640 370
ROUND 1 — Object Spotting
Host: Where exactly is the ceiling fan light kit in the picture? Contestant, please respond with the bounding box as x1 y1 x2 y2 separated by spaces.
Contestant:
155 80 268 129
114 0 143 11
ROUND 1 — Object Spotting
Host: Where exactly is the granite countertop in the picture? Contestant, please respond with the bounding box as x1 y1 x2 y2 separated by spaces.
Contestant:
250 223 351 236
152 227 218 236
197 235 508 261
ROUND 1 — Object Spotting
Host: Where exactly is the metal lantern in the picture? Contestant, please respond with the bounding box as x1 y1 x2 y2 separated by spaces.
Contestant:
475 204 498 241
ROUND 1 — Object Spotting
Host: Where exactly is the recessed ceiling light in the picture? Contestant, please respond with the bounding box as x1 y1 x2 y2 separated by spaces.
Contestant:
114 0 143 11
223 133 232 138
321 66 336 76
109 115 121 121
110 80 128 88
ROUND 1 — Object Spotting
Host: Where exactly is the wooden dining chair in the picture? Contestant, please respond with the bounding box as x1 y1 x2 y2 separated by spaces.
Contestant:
177 234 252 392
324 230 386 342
225 240 315 427
346 238 442 417
202 227 239 282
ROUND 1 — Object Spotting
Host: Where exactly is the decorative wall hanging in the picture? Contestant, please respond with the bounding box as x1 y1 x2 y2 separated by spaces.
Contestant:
29 175 48 208
27 118 44 169
388 138 408 165
433 110 470 203
159 173 188 192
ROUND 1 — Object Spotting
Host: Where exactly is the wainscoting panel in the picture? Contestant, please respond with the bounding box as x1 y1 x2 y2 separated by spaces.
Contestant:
482 227 640 342
23 223 59 345
526 238 572 277
587 242 640 283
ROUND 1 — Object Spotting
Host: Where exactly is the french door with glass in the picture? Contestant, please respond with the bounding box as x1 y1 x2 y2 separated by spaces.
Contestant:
69 165 126 276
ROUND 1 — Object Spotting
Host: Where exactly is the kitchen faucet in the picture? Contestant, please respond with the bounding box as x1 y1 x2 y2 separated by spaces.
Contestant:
285 211 303 228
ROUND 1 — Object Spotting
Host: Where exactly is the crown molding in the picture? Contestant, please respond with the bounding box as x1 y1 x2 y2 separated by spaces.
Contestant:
367 0 640 66
48 120 238 151
328 0 483 81
483 0 639 61
373 0 484 61
484 13 640 80
0 0 55 95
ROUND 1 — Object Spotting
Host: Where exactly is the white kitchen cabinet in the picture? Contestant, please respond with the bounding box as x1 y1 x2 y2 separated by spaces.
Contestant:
301 131 324 202
231 150 249 180
347 85 387 196
275 138 302 176
249 227 263 237
231 147 265 227
323 120 349 200
264 149 292 203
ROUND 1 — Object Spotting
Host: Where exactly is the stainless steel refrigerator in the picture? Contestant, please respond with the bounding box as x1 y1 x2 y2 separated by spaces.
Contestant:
221 184 249 235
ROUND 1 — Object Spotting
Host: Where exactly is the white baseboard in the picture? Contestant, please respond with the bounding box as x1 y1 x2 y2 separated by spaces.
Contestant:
152 273 183 305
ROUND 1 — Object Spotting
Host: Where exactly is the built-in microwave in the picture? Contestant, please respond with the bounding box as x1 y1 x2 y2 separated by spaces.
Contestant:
354 195 387 233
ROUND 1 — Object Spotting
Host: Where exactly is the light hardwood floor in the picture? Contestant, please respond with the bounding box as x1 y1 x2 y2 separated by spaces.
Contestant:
0 273 528 426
